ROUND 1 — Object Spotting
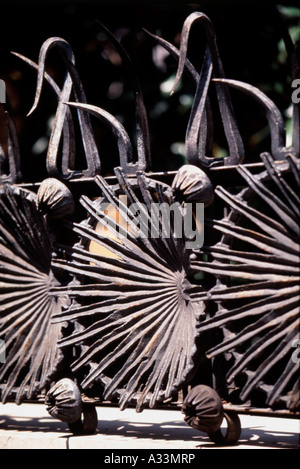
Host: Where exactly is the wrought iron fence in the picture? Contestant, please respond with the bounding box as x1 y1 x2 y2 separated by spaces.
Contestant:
0 10 299 445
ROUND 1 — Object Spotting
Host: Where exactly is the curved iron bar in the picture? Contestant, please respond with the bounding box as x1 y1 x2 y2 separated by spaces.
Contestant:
142 28 214 162
0 104 22 184
11 51 76 176
142 28 199 82
170 11 245 168
213 78 291 160
65 102 134 174
97 21 151 173
25 37 101 180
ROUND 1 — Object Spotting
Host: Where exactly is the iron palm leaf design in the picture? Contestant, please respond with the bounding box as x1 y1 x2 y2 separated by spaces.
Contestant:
193 153 300 410
0 185 65 404
52 170 205 412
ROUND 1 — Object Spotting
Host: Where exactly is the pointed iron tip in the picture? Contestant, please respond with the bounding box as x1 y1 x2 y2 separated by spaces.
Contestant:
170 76 181 97
141 27 154 37
26 106 36 117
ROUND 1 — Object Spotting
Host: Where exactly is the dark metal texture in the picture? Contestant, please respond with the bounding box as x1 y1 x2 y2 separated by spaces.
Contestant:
193 154 300 410
0 185 66 404
0 105 21 184
182 384 224 434
0 10 299 443
51 170 207 412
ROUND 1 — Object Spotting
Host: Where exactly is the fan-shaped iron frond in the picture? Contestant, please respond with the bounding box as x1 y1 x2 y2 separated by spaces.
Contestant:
193 154 300 410
0 185 65 404
52 170 206 412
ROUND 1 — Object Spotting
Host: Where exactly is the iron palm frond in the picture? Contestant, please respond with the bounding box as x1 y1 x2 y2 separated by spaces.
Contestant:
52 170 206 412
0 185 66 404
193 153 300 410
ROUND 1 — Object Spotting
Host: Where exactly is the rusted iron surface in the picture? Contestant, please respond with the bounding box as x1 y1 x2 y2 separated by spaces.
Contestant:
194 154 300 410
0 106 21 184
0 185 66 404
0 10 299 442
51 170 211 412
37 178 75 219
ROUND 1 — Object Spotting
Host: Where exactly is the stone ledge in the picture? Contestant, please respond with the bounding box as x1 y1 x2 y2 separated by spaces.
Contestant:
0 402 299 449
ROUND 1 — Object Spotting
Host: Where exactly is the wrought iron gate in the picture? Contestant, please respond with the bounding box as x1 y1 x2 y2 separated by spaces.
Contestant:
0 11 299 445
